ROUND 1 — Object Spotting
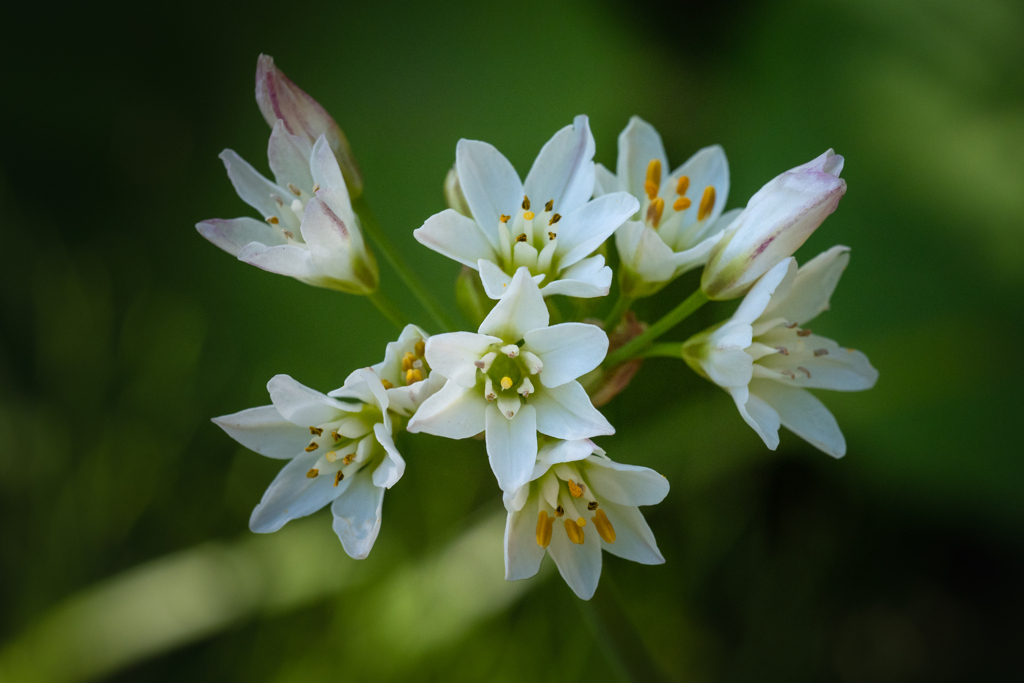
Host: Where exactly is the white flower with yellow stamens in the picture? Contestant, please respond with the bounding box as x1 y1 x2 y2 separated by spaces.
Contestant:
370 324 445 417
682 247 878 457
504 439 669 600
212 369 401 560
414 115 639 299
407 268 614 495
594 116 737 298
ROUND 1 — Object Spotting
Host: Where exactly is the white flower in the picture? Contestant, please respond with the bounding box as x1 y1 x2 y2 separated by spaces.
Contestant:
595 116 737 298
504 439 669 600
212 370 402 559
414 115 639 299
407 268 614 494
701 150 846 300
371 324 445 418
683 247 878 457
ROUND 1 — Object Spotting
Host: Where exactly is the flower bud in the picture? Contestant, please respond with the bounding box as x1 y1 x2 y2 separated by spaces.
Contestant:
700 150 845 300
443 166 472 217
255 54 363 197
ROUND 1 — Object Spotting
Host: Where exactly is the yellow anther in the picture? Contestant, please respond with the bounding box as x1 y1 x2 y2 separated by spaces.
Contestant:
592 509 616 543
676 175 690 196
333 471 345 487
548 231 557 240
555 505 565 517
287 182 302 196
564 518 585 545
342 452 356 465
646 197 665 228
381 379 394 389
500 214 511 223
545 199 554 212
587 500 599 511
304 442 319 452
414 340 426 357
516 233 528 243
522 196 531 210
576 517 586 527
283 230 294 240
312 183 320 193
549 214 561 225
406 368 423 385
309 426 323 436
325 450 337 462
698 186 716 221
536 510 554 548
306 468 319 478
523 211 535 221
331 430 341 441
673 196 692 212
402 352 416 371
500 376 513 390
567 479 585 498
266 216 279 224
644 159 662 200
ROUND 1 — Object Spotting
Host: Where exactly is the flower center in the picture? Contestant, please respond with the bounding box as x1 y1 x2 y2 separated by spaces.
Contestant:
534 466 616 548
263 182 319 243
494 195 562 278
475 342 543 418
300 406 382 485
639 158 716 251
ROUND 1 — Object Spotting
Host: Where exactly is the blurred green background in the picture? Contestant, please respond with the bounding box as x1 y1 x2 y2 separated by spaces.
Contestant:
2 0 1023 680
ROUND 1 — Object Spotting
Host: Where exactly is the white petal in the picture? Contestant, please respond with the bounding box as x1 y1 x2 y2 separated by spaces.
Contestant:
504 499 546 581
424 331 501 388
331 471 386 560
554 192 639 270
414 209 497 269
219 149 289 219
532 381 614 440
196 217 286 257
666 144 729 227
533 439 599 479
524 322 608 388
211 405 308 459
300 189 363 279
267 374 351 427
546 511 603 600
486 404 538 494
616 116 668 203
523 115 596 215
669 229 724 277
593 163 620 197
237 242 319 281
597 501 665 565
267 120 314 192
310 135 347 192
478 267 549 340
406 380 486 439
583 457 669 506
756 330 878 391
539 255 612 299
371 422 405 488
249 450 347 533
760 245 850 326
729 385 781 450
750 380 846 457
615 220 675 284
456 139 524 252
732 258 796 325
478 259 513 299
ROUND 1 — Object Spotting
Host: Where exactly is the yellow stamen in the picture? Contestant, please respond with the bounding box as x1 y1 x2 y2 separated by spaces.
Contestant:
646 197 665 228
381 379 394 389
522 196 531 211
500 376 513 390
312 183 320 193
698 186 715 221
406 368 423 385
644 159 662 200
342 453 356 465
331 430 341 441
548 231 557 240
305 442 318 452
500 214 511 223
402 352 416 371
549 214 561 225
567 479 585 498
587 500 599 511
673 196 692 212
576 517 586 527
309 426 323 436
554 505 565 517
325 450 337 462
306 468 319 478
536 510 553 548
592 509 616 543
333 471 344 487
523 211 535 220
545 199 554 212
266 216 279 224
676 175 690 196
564 518 585 545
414 340 426 357
515 233 528 243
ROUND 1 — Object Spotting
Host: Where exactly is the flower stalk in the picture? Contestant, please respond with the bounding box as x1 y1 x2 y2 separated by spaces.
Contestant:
604 288 709 367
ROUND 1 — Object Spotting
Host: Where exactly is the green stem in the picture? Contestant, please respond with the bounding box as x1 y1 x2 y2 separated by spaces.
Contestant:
639 342 685 359
352 196 457 332
604 288 709 367
603 293 634 331
367 289 408 329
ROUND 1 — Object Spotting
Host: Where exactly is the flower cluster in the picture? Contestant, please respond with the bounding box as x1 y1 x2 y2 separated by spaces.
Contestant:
200 57 877 600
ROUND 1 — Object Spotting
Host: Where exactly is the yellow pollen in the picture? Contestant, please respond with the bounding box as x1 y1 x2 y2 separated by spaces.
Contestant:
333 471 344 487
549 214 561 225
523 211 535 221
306 468 319 479
305 442 319 452
516 233 528 243
381 379 394 389
342 453 356 465
548 231 557 240
522 196 531 211
676 175 690 196
406 368 423 385
587 500 599 511
287 182 302 196
402 352 416 371
536 510 553 548
309 426 323 436
500 214 511 223
500 376 513 390
644 159 662 200
567 479 585 498
647 197 665 228
545 199 554 211
673 196 692 212
593 509 616 543
555 505 565 517
414 340 426 357
576 517 586 527
564 518 585 545
698 186 716 221
266 216 279 224
331 430 341 441
325 450 337 462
